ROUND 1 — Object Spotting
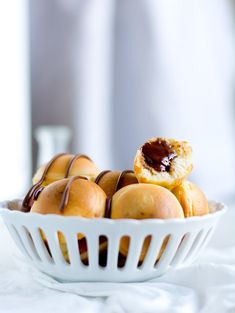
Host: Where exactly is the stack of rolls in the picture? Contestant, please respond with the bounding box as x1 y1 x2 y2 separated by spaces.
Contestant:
21 137 209 265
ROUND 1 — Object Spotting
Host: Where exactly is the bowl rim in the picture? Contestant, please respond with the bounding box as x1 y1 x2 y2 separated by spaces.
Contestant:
0 200 226 225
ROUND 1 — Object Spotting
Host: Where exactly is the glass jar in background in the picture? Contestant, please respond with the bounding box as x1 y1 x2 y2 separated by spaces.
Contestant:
35 126 72 168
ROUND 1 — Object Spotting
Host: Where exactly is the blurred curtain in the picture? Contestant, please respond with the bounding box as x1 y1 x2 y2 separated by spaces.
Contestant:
34 0 235 200
71 0 235 199
0 1 30 200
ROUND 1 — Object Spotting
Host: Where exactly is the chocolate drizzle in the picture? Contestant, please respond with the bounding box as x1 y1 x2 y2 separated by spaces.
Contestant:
59 176 88 212
21 153 92 213
95 170 135 218
64 154 92 178
33 187 44 201
95 170 112 218
142 139 177 172
105 197 112 218
95 170 134 193
21 153 66 212
114 170 134 194
22 151 134 220
94 170 111 184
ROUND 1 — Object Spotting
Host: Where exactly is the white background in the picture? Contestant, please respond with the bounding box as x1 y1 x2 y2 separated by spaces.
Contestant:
0 1 31 200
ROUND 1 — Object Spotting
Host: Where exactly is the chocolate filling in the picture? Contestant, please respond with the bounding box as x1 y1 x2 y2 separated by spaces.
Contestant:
142 139 177 172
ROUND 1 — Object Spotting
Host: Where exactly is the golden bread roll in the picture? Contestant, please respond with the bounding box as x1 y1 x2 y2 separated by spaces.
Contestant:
111 183 184 261
171 180 209 217
95 170 138 198
33 153 99 186
31 176 107 262
134 137 193 189
22 153 99 212
31 177 106 217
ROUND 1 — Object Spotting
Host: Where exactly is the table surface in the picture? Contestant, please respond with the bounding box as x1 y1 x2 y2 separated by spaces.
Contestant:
0 204 234 313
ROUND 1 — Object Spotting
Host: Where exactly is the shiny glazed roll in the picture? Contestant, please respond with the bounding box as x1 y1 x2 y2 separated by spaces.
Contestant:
134 137 193 189
111 183 184 261
171 181 209 217
31 176 107 262
95 170 138 198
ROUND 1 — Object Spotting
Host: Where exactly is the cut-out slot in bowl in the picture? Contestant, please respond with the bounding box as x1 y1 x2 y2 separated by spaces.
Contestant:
0 200 226 282
78 234 89 266
37 228 54 263
57 231 70 264
137 235 170 269
135 235 152 268
20 226 41 262
98 235 108 267
31 228 54 264
118 236 130 268
170 232 193 267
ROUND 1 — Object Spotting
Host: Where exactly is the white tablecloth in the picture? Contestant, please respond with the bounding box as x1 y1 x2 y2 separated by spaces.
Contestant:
0 205 235 313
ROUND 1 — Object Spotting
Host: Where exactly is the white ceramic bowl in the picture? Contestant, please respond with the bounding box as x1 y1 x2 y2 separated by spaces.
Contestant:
0 200 225 282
